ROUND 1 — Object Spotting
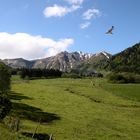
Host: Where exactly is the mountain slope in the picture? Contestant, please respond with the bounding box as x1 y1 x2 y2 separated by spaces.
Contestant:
2 42 139 74
2 52 92 72
108 43 140 73
3 58 34 68
71 51 111 74
33 51 91 72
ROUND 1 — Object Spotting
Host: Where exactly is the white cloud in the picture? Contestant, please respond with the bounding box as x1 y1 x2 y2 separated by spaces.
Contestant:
43 4 80 18
80 22 91 29
0 32 74 60
83 8 101 20
43 5 68 17
64 0 84 5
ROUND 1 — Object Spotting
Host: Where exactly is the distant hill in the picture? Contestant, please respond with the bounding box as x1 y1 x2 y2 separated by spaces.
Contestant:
71 51 111 75
2 51 110 73
108 43 140 74
3 58 34 69
1 42 140 74
2 51 92 72
32 51 92 72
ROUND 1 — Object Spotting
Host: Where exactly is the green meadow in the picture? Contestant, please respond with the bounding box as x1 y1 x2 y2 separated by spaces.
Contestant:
0 77 140 140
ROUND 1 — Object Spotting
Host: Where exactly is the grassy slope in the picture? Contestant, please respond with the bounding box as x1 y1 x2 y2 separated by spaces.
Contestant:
0 78 140 140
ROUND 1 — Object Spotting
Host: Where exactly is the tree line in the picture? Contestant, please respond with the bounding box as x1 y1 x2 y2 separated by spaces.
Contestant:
11 68 63 79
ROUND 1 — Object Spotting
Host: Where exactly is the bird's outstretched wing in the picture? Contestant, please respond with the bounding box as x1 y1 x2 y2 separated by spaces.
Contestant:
106 26 114 34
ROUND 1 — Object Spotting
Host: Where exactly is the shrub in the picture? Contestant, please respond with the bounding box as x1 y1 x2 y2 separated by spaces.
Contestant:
107 72 140 83
61 73 82 78
0 64 11 94
0 63 12 120
0 95 11 120
134 75 140 83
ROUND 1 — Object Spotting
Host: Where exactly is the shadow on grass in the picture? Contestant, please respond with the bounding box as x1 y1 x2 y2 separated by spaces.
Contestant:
8 91 60 123
22 132 51 140
8 91 32 100
11 102 60 123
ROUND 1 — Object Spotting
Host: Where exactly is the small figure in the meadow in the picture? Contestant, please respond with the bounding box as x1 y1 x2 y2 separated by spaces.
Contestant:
90 80 95 87
106 26 114 34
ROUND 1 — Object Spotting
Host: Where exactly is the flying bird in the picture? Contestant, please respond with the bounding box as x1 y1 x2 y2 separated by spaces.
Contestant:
106 26 114 34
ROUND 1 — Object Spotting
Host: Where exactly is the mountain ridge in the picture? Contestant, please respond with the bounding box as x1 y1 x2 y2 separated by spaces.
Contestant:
2 42 139 74
107 42 140 73
2 51 111 72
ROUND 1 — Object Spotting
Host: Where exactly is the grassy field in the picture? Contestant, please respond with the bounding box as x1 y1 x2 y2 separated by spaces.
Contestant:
0 77 140 140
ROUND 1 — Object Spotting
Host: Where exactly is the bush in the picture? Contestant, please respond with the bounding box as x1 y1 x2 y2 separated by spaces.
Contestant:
107 72 140 83
0 64 11 94
61 73 82 78
0 63 12 120
134 75 140 83
0 95 11 120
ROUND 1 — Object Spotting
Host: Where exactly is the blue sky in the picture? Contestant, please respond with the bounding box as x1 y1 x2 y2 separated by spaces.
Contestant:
0 0 140 59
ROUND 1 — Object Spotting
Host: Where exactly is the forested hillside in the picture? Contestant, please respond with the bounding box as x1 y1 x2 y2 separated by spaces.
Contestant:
108 43 140 73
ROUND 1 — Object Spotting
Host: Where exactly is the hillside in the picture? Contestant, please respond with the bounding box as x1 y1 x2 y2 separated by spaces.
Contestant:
1 42 140 74
71 51 111 75
108 43 140 73
33 51 91 72
2 51 111 74
2 51 92 72
3 58 34 69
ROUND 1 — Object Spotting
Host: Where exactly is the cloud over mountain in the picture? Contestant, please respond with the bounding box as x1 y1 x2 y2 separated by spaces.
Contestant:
0 32 74 60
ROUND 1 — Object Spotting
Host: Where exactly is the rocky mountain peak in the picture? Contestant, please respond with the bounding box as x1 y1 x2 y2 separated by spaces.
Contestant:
95 51 111 59
1 51 111 72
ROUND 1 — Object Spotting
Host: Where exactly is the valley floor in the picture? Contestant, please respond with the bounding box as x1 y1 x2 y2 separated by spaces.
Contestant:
0 78 140 140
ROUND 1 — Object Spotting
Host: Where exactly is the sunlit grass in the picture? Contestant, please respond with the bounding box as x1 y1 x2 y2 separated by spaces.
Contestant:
0 77 140 140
